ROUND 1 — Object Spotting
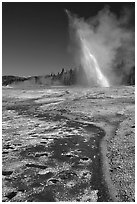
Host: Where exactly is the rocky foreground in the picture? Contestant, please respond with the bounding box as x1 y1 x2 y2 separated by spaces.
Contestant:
2 86 135 202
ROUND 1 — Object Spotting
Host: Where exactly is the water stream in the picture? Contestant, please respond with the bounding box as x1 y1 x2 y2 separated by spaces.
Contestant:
3 102 112 202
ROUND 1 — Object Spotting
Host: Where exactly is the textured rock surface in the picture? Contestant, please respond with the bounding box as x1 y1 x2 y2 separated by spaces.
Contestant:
2 86 135 202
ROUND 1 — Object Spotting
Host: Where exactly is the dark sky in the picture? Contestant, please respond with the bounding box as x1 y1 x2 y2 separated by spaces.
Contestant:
2 2 134 76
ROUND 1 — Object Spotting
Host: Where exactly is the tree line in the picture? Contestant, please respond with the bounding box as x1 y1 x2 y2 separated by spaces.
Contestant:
2 66 135 86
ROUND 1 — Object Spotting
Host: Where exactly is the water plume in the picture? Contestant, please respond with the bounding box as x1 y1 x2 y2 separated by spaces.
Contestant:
78 31 109 87
66 6 135 87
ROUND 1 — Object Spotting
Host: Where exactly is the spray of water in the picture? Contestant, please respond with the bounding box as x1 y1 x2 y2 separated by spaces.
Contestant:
78 32 109 87
66 6 134 87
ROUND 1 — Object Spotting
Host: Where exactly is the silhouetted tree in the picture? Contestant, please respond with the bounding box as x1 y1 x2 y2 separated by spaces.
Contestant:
60 68 64 76
128 66 135 85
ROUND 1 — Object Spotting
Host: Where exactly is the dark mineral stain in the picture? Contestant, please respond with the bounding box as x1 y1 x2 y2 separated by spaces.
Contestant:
31 135 38 138
26 163 48 169
18 189 25 193
4 177 12 181
40 141 48 144
35 152 48 157
65 154 73 158
14 143 22 146
4 144 14 150
39 172 54 180
2 171 13 176
2 151 9 154
6 191 17 200
48 178 60 184
80 157 90 161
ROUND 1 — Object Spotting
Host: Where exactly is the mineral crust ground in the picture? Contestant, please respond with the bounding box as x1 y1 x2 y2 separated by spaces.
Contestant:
2 86 135 202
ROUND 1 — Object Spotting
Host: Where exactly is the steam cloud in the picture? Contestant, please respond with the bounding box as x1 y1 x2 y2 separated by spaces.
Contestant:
67 6 135 86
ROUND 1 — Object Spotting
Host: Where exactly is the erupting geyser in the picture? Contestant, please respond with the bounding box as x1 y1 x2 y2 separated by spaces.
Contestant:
78 32 110 87
66 6 134 87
